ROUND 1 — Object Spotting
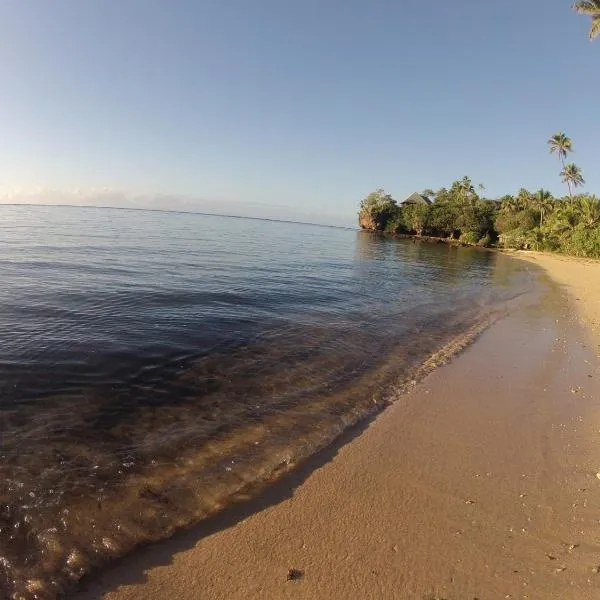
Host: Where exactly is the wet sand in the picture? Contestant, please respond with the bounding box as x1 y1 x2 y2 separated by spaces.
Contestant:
76 258 600 600
508 250 600 346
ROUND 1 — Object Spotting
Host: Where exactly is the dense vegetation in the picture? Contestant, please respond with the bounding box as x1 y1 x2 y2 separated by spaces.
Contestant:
358 134 600 257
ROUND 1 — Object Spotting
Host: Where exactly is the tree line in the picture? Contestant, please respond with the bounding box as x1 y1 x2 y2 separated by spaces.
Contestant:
358 133 600 257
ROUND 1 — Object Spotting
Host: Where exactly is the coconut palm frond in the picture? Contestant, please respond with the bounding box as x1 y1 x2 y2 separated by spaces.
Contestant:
573 0 600 15
573 1 600 40
589 15 600 39
547 133 573 160
560 163 585 189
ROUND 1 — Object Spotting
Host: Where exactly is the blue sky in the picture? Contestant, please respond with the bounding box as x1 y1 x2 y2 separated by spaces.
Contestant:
0 0 597 226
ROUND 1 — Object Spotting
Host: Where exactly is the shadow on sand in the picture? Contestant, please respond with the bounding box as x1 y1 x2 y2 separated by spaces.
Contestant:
74 408 380 599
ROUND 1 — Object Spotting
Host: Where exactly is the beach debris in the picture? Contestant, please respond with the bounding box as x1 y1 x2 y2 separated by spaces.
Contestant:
567 543 579 552
546 554 557 561
392 544 399 553
592 566 600 574
554 566 567 573
287 568 304 582
596 472 600 480
465 499 476 504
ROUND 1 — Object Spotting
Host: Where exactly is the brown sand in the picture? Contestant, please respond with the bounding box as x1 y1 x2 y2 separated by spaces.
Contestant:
76 257 600 600
508 251 600 347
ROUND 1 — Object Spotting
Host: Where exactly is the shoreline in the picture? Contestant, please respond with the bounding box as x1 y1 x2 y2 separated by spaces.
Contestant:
362 230 482 248
74 254 600 599
2 225 525 600
504 250 600 346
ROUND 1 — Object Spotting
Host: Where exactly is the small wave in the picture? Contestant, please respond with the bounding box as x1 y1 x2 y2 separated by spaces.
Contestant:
0 293 539 599
0 207 538 599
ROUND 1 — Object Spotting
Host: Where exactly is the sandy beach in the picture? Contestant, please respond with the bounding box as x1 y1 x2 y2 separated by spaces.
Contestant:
509 251 600 345
76 253 600 600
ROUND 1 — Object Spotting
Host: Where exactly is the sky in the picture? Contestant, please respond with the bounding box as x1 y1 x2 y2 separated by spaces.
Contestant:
0 0 597 226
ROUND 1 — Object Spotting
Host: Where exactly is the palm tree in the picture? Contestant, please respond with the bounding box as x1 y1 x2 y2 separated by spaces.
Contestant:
548 132 572 162
560 163 585 200
548 132 573 167
532 189 553 227
548 133 574 197
548 202 579 236
573 1 600 40
499 195 519 213
517 188 533 209
459 176 475 194
579 195 600 227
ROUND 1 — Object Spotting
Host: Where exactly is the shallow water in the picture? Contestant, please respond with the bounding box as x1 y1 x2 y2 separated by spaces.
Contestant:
0 206 534 599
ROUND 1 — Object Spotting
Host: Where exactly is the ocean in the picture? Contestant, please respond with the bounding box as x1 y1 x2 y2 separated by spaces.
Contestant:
0 205 534 599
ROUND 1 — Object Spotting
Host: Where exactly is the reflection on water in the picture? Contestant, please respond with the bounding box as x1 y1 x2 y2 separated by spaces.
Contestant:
0 207 534 599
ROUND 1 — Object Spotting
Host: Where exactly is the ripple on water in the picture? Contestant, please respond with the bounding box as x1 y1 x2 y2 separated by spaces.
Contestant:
0 206 535 599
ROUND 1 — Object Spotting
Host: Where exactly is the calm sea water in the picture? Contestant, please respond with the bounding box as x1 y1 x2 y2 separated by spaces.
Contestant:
0 205 534 599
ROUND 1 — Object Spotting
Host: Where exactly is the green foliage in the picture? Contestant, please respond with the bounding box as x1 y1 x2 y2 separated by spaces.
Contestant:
494 193 600 257
548 132 572 162
428 199 459 238
500 228 544 251
548 132 578 199
411 177 496 241
531 189 553 227
477 233 493 248
561 163 585 196
401 203 430 236
384 213 408 234
358 188 399 231
578 195 600 227
496 208 538 234
459 231 480 245
561 226 600 257
357 169 599 257
359 177 499 245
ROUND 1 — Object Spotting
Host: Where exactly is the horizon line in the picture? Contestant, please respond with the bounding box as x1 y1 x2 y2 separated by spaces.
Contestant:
0 202 358 231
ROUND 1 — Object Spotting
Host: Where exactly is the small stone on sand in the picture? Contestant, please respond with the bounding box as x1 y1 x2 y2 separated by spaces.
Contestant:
555 566 567 573
287 568 304 582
